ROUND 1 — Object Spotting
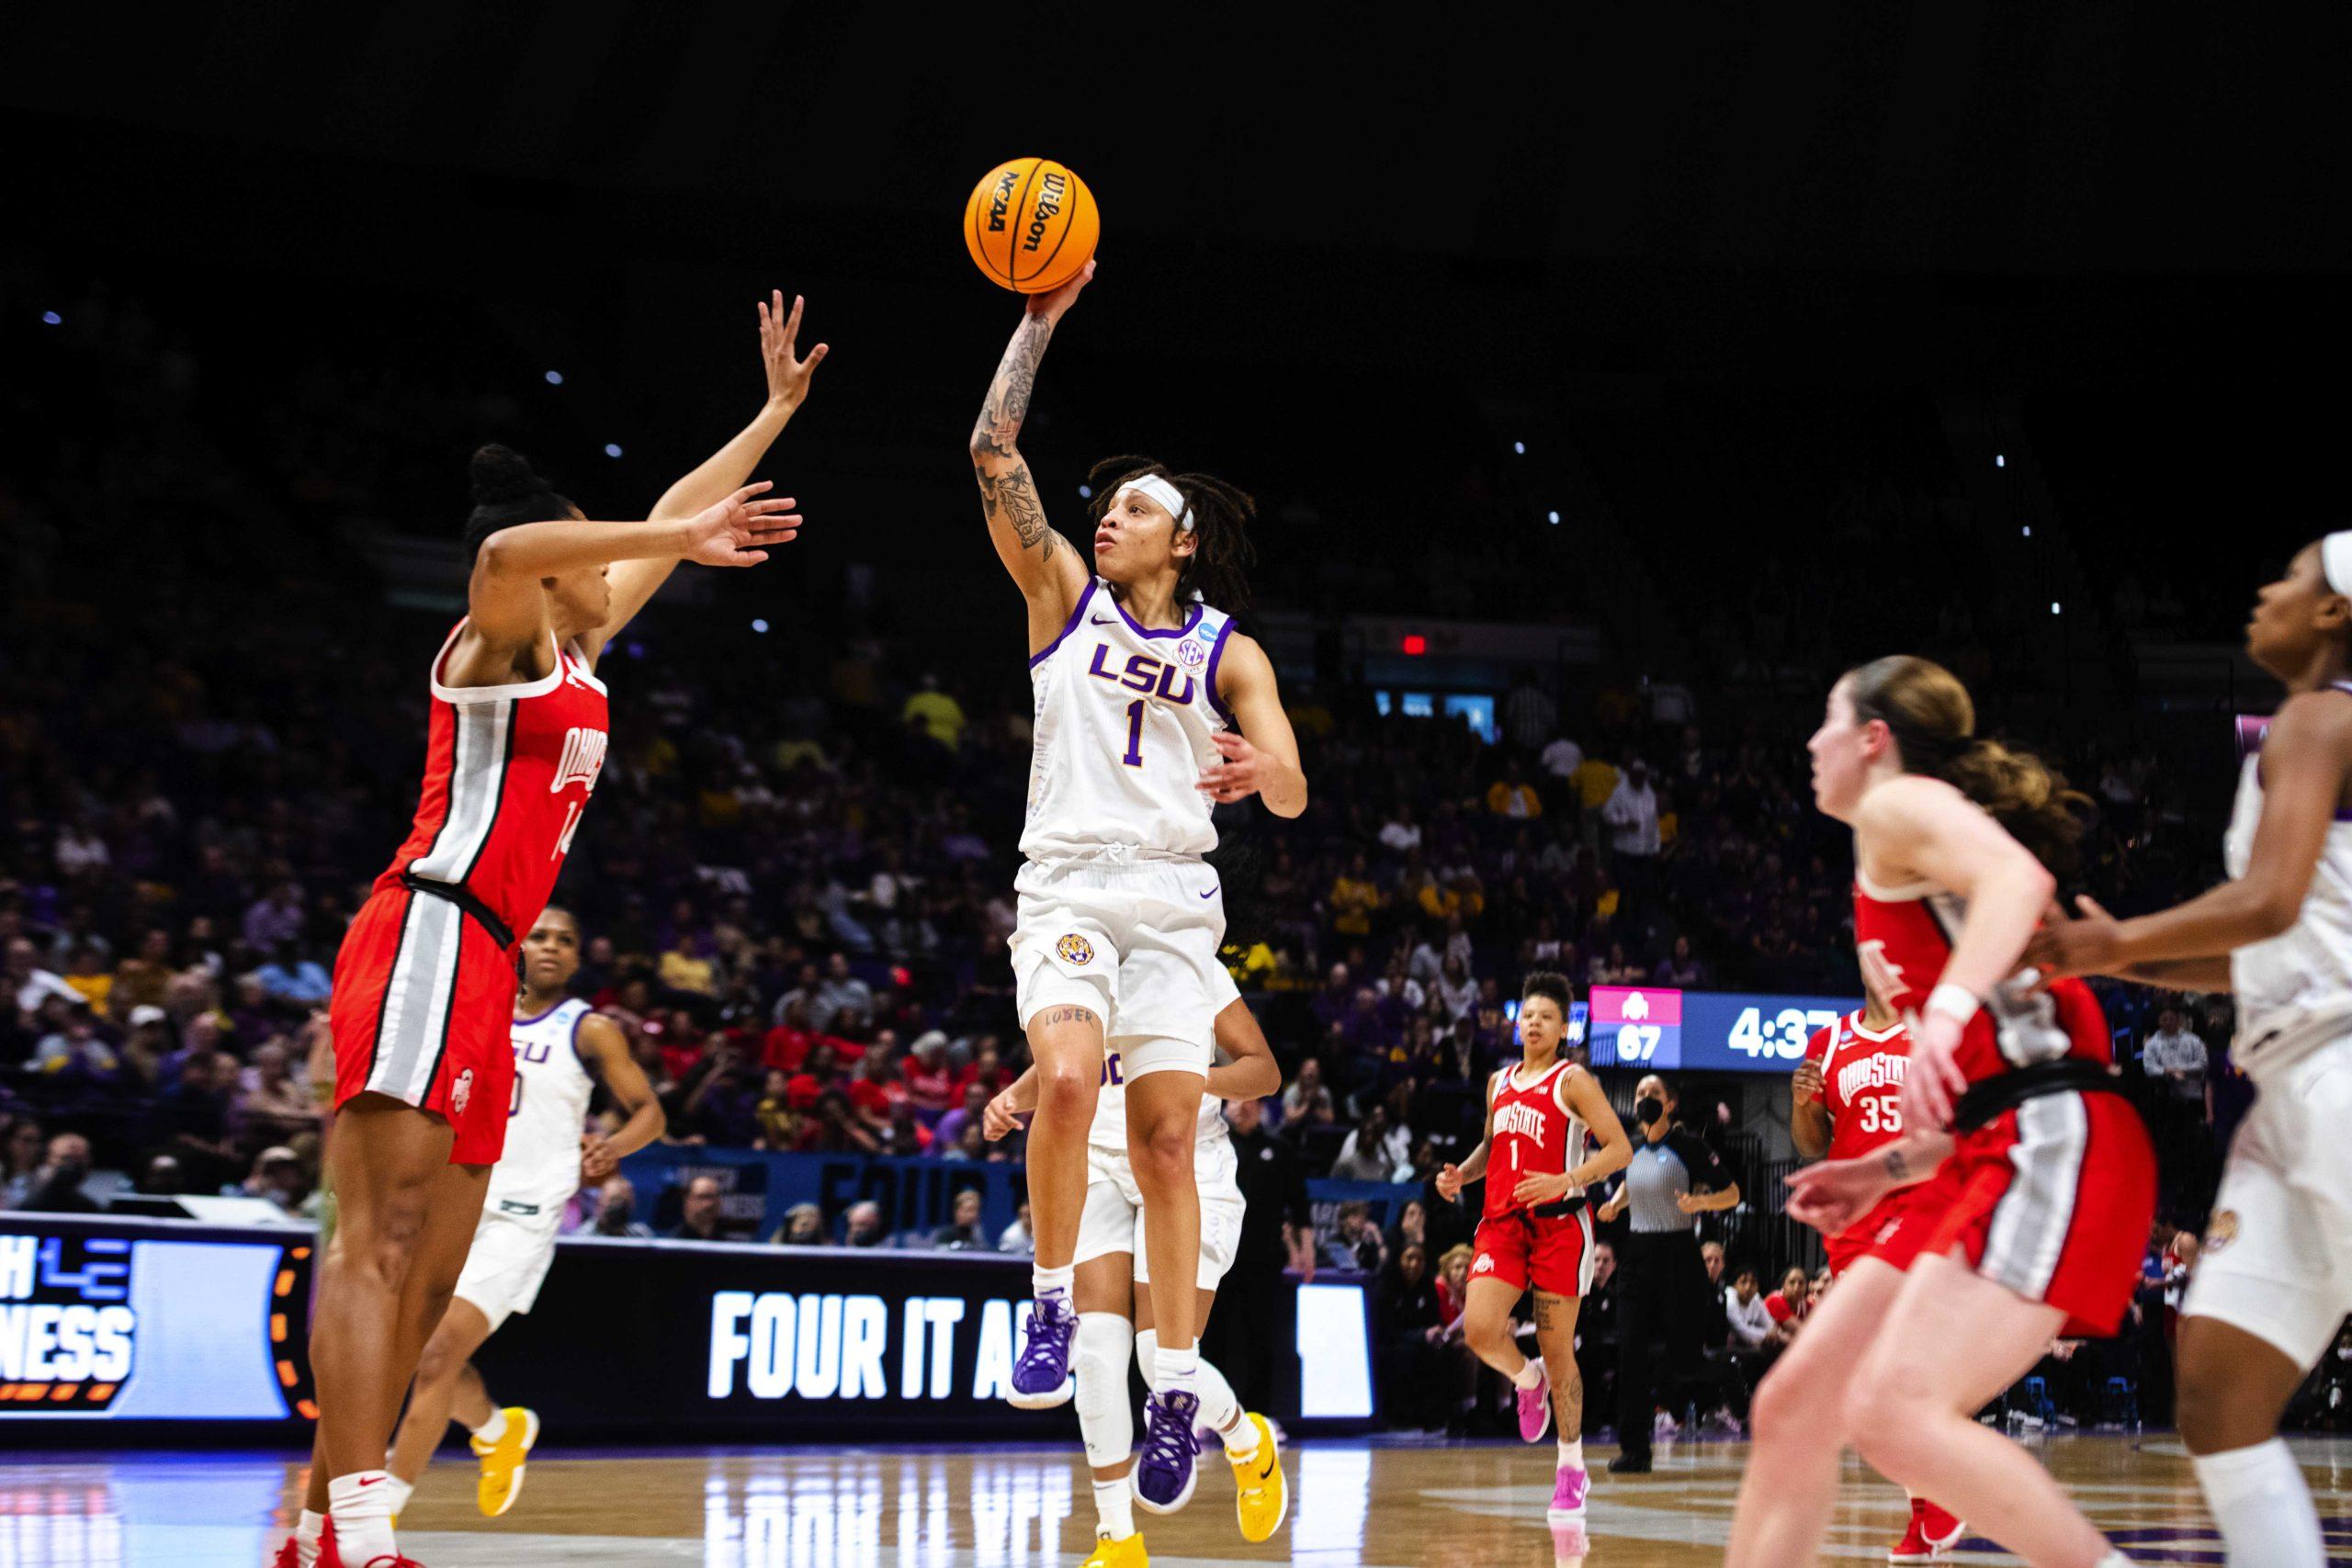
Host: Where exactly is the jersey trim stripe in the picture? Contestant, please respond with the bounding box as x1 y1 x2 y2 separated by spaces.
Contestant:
455 704 520 890
1027 580 1101 670
1979 1091 2089 1300
410 700 514 888
366 891 423 1086
371 895 465 1100
428 622 565 705
1204 618 1238 727
1107 588 1204 642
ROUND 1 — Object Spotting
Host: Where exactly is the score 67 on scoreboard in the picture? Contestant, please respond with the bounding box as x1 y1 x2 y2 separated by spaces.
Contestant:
1586 987 1860 1074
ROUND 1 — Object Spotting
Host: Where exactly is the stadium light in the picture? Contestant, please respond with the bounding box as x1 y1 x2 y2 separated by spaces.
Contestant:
2051 603 2062 615
1401 635 1427 656
604 443 624 458
40 311 61 326
1995 453 2006 468
1078 485 1092 499
2022 526 2032 537
752 619 770 634
545 370 564 386
1512 441 1526 455
1547 510 1561 525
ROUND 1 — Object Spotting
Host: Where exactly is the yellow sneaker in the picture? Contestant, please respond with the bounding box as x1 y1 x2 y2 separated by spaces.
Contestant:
1227 1412 1288 1542
469 1405 540 1517
1080 1529 1148 1567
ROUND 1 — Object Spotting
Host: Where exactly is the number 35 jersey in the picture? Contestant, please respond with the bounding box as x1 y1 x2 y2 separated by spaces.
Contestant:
1804 1010 1912 1163
1021 578 1238 866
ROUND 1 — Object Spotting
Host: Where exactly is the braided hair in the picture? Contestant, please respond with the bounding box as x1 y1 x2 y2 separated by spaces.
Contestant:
1084 455 1258 615
462 444 576 564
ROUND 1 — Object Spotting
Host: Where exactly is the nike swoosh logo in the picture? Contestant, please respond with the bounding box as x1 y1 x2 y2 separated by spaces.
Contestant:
1091 616 1115 626
356 1477 385 1488
1258 1454 1276 1480
1199 890 1216 899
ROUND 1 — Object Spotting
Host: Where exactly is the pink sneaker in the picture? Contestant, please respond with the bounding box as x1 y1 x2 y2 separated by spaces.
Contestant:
1547 1463 1588 1521
1517 1359 1553 1443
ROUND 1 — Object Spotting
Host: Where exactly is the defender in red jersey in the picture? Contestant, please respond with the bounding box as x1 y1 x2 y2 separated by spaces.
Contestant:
1729 657 2149 1568
284 292 825 1568
1436 973 1630 1521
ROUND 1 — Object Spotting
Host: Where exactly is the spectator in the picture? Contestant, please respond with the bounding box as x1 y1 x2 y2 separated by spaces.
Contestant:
1764 1266 1810 1346
17 1134 102 1213
1375 1241 1448 1428
253 943 332 1007
901 673 966 750
842 1200 889 1248
1385 1197 1430 1262
9 938 79 1018
1324 1200 1386 1271
60 944 114 1016
811 953 873 1033
33 1002 128 1091
1282 1057 1336 1131
591 1176 654 1239
999 1200 1035 1256
237 1145 311 1214
1485 760 1543 819
754 1069 801 1149
2142 1007 2209 1100
772 1202 828 1247
1654 935 1707 988
1330 1108 1406 1183
939 1119 989 1162
933 1082 990 1153
1702 1240 1725 1289
930 1189 989 1250
137 1153 187 1197
1602 759 1662 858
2 1117 48 1208
1435 1243 1476 1327
1724 1267 1773 1350
154 1052 240 1190
240 882 306 954
666 1175 727 1241
1328 852 1384 940
233 1042 313 1141
658 931 717 998
902 1032 956 1123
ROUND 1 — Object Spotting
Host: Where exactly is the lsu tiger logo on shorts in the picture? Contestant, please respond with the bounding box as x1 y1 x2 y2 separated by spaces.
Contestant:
1056 932 1096 966
2204 1209 2239 1254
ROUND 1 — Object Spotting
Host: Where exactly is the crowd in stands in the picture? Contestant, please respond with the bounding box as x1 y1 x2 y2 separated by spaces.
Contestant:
0 264 2268 1432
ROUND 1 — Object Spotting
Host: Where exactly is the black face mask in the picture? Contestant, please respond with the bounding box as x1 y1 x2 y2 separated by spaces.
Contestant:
1635 1097 1666 1127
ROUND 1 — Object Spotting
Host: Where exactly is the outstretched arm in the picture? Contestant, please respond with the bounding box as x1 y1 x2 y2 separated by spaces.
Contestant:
452 485 801 687
582 291 828 666
1203 635 1308 818
1207 997 1282 1103
969 264 1092 643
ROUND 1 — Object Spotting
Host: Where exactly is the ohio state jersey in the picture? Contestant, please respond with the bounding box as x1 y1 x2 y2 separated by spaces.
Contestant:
1852 870 2109 1087
1805 1011 1910 1161
1483 1057 1589 1223
1021 579 1236 864
373 621 610 942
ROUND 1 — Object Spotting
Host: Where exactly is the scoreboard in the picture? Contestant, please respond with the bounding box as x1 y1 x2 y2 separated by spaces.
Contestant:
1586 986 1860 1074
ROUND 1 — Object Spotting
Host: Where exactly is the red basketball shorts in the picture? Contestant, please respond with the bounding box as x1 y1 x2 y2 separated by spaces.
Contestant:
1471 1207 1597 1299
1911 1088 2156 1337
328 885 517 1166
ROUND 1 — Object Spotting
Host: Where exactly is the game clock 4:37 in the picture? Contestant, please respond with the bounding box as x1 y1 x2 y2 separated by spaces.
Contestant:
1587 987 1860 1075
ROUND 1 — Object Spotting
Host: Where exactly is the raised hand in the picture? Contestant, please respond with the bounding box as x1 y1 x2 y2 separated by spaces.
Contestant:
682 481 805 567
1784 1157 1892 1235
2022 894 2124 981
1025 258 1096 321
760 291 828 412
1791 1057 1825 1108
1435 1162 1465 1202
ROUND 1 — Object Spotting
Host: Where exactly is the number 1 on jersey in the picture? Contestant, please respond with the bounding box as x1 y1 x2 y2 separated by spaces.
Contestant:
1120 698 1146 768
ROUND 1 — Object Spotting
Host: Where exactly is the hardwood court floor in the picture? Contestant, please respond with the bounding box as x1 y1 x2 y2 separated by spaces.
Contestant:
8 1434 2349 1565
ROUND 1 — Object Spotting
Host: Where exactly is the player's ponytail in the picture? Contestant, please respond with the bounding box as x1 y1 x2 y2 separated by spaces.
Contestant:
1086 455 1258 615
463 444 576 563
1846 654 2087 879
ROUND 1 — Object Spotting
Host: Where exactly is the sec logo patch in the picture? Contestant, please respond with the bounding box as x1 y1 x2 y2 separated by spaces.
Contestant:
1056 932 1095 966
1176 637 1209 668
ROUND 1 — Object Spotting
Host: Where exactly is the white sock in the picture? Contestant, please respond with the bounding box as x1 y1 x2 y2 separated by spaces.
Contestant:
2193 1438 2323 1568
1512 1357 1546 1392
1557 1437 1583 1470
1091 1475 1136 1540
1074 1314 1137 1469
473 1406 508 1445
1151 1340 1198 1396
1033 1263 1074 1298
294 1510 325 1568
1190 1357 1254 1454
1133 1328 1159 1386
328 1471 398 1564
380 1475 413 1517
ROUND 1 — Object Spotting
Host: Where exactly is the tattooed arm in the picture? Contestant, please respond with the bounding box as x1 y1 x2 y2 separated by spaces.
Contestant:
970 263 1094 649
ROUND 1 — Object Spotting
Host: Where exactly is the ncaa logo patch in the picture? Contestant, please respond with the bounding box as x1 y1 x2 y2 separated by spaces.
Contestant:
2204 1210 2239 1254
452 1068 475 1116
1056 932 1096 966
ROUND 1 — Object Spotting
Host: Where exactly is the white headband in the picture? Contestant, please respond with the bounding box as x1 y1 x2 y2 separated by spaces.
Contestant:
2325 532 2352 596
1113 474 1193 534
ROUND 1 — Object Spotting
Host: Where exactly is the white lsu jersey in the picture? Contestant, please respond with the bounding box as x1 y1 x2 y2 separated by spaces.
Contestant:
2226 717 2352 1081
485 997 597 1223
1021 578 1238 865
1088 1043 1238 1188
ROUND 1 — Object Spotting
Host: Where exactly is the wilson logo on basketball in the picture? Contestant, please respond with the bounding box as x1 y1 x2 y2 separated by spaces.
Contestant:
550 727 608 795
1056 933 1095 966
1022 172 1068 254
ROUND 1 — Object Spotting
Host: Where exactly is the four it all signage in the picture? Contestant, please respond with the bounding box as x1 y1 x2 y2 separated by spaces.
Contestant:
0 1234 135 1410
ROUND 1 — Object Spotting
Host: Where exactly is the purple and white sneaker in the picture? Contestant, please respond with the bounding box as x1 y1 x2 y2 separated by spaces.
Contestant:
1132 1389 1201 1514
1547 1463 1589 1521
1006 1295 1076 1408
1518 1359 1554 1443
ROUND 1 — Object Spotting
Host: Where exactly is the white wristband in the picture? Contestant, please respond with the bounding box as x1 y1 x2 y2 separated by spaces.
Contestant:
1926 983 1980 1024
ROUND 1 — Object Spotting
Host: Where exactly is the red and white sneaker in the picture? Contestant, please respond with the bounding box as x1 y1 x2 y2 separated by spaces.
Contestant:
270 1517 339 1568
1888 1496 1966 1562
1517 1359 1554 1443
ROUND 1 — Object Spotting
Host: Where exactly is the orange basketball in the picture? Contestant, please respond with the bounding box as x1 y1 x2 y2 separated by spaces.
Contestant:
963 157 1098 294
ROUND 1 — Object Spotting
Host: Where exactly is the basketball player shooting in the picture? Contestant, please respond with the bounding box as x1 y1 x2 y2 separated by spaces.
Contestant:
968 259 1306 1513
382 908 664 1523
